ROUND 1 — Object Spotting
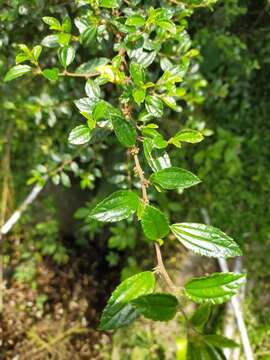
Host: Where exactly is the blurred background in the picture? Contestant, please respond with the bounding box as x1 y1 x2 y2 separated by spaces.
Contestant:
1 0 270 359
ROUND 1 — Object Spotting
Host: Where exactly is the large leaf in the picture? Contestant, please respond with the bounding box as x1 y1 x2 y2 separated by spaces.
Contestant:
111 114 137 147
88 190 139 222
184 272 246 304
141 205 169 240
170 223 242 258
150 167 200 190
99 271 155 330
68 125 92 145
132 293 178 321
4 65 32 82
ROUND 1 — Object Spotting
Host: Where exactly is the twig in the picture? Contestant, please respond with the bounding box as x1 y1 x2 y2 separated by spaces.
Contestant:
201 208 253 360
154 242 177 292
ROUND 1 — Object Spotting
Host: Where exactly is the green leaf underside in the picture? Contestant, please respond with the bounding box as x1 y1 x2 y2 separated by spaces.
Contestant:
89 190 139 222
4 65 32 82
132 293 178 321
68 125 91 145
150 167 200 190
203 334 239 349
111 114 137 147
99 271 155 330
171 223 242 258
141 205 170 240
185 272 246 304
190 304 212 329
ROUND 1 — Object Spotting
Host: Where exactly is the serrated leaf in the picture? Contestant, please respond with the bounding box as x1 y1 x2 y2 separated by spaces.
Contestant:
68 125 92 145
141 205 169 241
204 334 238 349
99 271 155 330
58 46 75 68
171 223 242 258
4 65 32 82
132 293 178 321
145 95 163 117
185 273 246 304
42 68 59 81
150 167 200 190
170 129 204 147
111 114 136 147
190 304 212 329
89 190 139 222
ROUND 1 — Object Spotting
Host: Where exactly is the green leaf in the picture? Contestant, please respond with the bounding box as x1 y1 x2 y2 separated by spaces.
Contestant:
141 205 169 241
133 51 156 68
150 167 200 190
156 19 176 34
89 190 139 222
169 129 204 147
143 138 171 172
42 68 59 81
184 272 246 304
62 15 72 33
145 95 163 118
68 125 92 145
132 87 146 105
60 172 71 187
85 79 100 99
41 34 59 48
125 15 145 27
32 45 42 62
171 223 242 258
130 62 145 85
111 114 136 147
76 57 109 74
190 304 212 329
42 16 62 31
81 26 97 45
4 65 32 82
99 271 155 330
203 334 238 349
132 293 178 321
98 0 119 8
58 46 75 68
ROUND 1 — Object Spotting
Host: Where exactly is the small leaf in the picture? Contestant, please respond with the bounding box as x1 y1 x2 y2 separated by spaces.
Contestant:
76 57 109 74
203 334 239 349
85 79 100 99
98 0 119 8
141 205 169 241
170 129 204 147
81 26 97 45
62 15 72 33
111 114 136 147
89 190 139 222
130 62 145 85
32 45 42 62
143 138 171 172
185 273 246 304
150 167 200 190
133 51 156 68
42 16 62 31
4 65 32 82
58 46 75 68
68 125 92 145
99 271 155 330
42 68 59 81
132 87 146 105
60 172 71 187
145 95 163 118
190 304 212 329
126 15 145 27
171 223 242 258
132 293 178 321
41 34 59 48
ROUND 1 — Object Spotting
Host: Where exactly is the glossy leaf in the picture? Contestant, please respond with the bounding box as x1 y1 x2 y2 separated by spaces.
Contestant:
58 46 75 68
4 65 32 82
111 114 136 147
99 271 155 330
76 57 109 74
85 79 100 99
42 68 59 81
126 15 145 27
145 95 163 117
68 125 92 145
185 272 246 304
170 223 242 258
132 87 146 105
150 167 200 190
130 62 145 85
143 138 171 172
169 129 204 147
141 205 169 240
89 190 139 222
132 293 178 321
42 16 62 31
99 0 119 8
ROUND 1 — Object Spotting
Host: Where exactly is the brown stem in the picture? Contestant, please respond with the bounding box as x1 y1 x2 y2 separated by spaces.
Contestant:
132 150 149 203
154 242 176 291
60 70 99 79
